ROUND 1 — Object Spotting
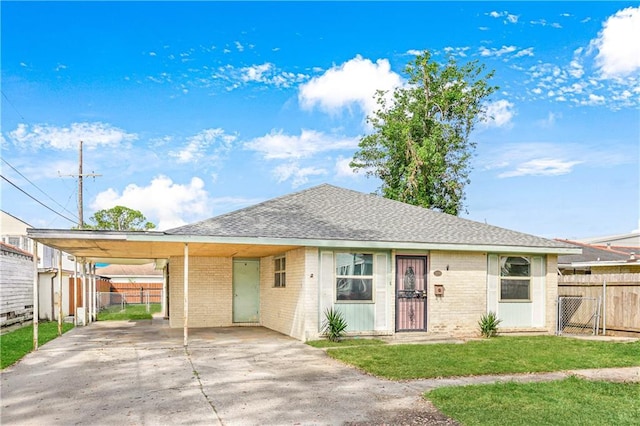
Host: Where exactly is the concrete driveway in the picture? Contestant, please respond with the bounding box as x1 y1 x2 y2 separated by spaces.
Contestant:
1 320 453 425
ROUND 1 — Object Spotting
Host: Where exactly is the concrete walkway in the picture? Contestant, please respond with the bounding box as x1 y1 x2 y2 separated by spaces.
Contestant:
1 321 638 426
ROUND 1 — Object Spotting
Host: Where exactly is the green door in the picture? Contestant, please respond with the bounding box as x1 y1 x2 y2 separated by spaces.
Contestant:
232 259 260 323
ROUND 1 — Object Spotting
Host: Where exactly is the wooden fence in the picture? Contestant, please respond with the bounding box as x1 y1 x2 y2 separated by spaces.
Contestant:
558 273 640 334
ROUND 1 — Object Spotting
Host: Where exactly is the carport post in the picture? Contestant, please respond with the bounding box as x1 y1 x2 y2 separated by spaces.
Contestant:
184 243 189 347
33 241 39 351
58 249 63 335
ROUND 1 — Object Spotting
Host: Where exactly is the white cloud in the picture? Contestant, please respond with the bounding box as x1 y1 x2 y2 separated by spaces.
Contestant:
479 45 517 57
273 162 326 188
298 55 403 117
506 14 519 24
443 46 471 58
241 63 273 82
499 158 582 178
537 112 561 128
590 6 640 78
91 175 211 231
514 48 534 58
335 156 357 178
483 100 515 127
406 49 422 56
487 11 519 24
169 128 236 164
244 129 359 160
220 62 308 89
482 142 631 179
7 122 137 150
235 41 244 52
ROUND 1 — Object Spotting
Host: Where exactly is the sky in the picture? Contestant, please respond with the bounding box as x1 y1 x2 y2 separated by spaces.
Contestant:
1 1 639 241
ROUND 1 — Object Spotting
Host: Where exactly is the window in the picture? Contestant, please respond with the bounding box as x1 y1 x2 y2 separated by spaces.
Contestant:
274 256 286 287
500 256 531 301
336 253 373 302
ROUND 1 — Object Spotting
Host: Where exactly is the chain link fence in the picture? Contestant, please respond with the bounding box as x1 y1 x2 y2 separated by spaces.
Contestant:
97 290 163 313
557 296 601 335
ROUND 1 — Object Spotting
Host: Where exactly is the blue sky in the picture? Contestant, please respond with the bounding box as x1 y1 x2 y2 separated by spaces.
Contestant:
1 1 638 240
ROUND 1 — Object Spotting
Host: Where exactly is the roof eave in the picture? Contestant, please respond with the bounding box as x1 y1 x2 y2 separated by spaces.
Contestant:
128 234 581 254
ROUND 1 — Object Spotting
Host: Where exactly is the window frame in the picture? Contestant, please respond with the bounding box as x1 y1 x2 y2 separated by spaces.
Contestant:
499 255 532 302
335 252 375 303
274 255 286 288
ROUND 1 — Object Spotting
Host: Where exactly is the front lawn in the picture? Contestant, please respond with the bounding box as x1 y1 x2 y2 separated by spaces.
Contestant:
1 321 74 369
97 303 161 321
325 336 640 380
427 376 640 425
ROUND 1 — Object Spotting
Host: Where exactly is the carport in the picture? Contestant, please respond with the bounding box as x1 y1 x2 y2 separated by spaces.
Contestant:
27 228 303 345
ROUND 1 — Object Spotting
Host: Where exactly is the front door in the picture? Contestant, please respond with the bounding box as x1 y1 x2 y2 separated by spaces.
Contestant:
232 259 260 323
396 256 428 331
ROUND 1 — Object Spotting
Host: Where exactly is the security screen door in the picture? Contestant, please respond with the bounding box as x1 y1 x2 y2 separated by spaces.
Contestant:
396 256 427 331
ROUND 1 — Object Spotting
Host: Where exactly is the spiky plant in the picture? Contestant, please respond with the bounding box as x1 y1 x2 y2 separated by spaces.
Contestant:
322 307 348 342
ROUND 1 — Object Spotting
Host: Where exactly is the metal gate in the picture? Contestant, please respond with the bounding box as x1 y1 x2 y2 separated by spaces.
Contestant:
396 256 427 331
557 296 601 335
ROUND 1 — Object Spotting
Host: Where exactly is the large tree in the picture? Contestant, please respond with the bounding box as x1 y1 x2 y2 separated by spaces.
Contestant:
350 51 498 215
84 206 156 231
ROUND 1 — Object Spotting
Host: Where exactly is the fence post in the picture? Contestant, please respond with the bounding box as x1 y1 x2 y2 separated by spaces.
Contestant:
556 297 562 335
602 280 607 335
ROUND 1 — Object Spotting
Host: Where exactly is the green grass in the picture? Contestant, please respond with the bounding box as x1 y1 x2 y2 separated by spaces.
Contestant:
97 303 161 321
325 336 640 379
1 321 74 369
427 376 640 425
306 338 387 348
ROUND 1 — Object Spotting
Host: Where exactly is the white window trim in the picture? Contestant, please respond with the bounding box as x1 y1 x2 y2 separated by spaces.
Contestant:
499 255 532 302
335 252 375 304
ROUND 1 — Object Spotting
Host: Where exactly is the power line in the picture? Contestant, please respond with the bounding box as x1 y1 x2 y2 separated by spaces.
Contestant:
1 157 78 220
1 90 26 121
1 174 77 225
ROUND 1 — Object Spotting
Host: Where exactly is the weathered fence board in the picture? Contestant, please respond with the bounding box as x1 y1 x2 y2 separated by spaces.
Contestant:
558 273 640 333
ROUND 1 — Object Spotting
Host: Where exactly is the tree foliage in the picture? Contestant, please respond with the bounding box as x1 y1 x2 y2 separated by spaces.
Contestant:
84 206 156 231
351 51 498 215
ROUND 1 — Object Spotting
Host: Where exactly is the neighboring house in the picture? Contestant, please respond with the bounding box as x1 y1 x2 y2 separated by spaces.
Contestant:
577 232 640 247
0 242 34 327
556 239 640 274
27 184 580 341
1 210 76 321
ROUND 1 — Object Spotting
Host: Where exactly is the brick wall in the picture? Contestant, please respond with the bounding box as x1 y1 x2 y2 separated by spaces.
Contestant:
545 255 559 331
427 251 488 336
260 247 306 339
169 256 233 328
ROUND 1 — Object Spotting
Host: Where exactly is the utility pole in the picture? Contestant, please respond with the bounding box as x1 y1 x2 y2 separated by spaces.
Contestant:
60 140 101 228
79 140 83 229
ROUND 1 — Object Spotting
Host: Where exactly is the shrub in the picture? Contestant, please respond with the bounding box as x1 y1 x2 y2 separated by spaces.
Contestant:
478 311 502 338
322 307 348 342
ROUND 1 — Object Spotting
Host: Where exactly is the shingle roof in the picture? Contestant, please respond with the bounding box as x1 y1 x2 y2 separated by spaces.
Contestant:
556 240 635 265
166 184 574 250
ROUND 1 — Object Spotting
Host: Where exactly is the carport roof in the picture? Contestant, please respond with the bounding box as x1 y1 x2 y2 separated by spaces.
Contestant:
27 184 579 262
